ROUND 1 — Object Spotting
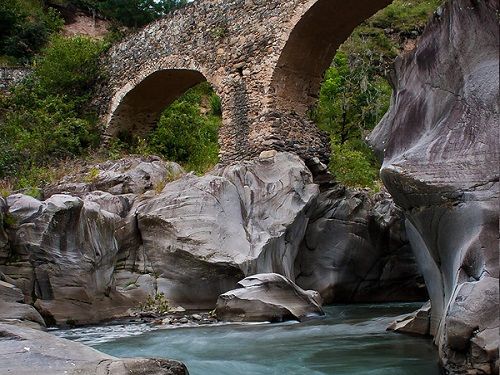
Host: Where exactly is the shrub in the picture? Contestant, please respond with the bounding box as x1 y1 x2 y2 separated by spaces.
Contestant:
0 35 105 186
34 35 106 97
140 292 170 314
329 141 379 190
145 83 220 174
0 0 63 64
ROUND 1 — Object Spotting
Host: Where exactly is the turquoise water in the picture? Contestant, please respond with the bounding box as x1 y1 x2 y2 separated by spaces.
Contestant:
57 303 441 375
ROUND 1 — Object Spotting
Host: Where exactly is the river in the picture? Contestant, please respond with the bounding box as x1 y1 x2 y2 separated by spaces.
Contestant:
53 302 441 375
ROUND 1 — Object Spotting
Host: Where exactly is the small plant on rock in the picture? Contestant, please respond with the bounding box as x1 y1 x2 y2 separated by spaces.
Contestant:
84 167 100 183
140 292 170 315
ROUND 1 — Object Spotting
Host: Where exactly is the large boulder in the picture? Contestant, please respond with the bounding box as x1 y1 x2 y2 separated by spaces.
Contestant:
368 0 499 373
0 272 45 329
134 152 318 309
387 301 431 336
0 323 189 375
295 186 426 303
215 273 324 322
1 194 134 325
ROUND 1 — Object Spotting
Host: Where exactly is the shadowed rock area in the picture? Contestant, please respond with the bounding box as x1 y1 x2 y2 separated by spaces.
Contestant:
368 0 499 373
295 186 427 303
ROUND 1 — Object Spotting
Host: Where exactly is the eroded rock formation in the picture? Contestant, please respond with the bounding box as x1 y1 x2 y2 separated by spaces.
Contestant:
0 153 424 325
215 273 324 322
368 0 499 373
128 151 319 309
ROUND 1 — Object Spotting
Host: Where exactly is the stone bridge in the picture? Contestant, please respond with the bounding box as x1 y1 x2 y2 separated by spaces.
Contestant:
99 0 391 164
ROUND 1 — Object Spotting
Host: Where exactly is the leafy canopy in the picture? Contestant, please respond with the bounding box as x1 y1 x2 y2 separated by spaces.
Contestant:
0 0 63 64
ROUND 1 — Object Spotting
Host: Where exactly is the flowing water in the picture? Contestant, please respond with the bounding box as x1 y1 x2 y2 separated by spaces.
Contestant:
54 303 441 375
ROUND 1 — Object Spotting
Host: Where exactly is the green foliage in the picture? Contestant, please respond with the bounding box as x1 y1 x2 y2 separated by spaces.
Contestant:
315 0 441 189
117 82 221 175
330 142 379 189
0 0 64 64
99 0 187 27
34 35 106 97
369 0 443 33
148 84 220 174
0 36 105 186
315 52 392 144
57 0 187 28
140 292 170 314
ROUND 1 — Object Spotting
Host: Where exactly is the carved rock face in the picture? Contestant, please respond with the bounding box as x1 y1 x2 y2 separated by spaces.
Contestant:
295 187 427 304
368 0 499 373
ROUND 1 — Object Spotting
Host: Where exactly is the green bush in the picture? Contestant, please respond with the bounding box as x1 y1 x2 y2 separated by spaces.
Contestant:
58 0 188 28
34 35 106 97
0 0 63 64
147 83 220 174
329 141 380 190
0 35 105 185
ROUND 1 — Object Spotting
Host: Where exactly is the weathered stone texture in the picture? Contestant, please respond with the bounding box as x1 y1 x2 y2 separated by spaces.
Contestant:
0 154 424 325
133 152 318 309
368 0 499 373
215 273 324 323
0 323 189 375
0 67 30 92
97 0 391 165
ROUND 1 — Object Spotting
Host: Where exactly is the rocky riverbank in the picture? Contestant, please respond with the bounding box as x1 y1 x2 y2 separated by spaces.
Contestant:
0 152 424 329
0 322 188 375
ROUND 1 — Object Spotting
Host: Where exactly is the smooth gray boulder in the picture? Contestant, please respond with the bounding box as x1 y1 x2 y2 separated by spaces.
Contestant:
134 152 318 309
215 273 324 322
1 194 134 325
295 186 426 303
387 301 431 336
0 301 45 328
368 0 499 373
0 323 189 375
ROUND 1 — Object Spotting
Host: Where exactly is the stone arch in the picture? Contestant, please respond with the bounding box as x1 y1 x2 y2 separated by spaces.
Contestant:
104 68 220 138
268 0 391 115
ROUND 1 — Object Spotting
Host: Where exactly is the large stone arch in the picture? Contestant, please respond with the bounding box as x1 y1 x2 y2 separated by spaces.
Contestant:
98 0 393 164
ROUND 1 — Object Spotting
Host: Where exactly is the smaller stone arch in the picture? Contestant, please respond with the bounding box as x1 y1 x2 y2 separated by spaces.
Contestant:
104 69 214 138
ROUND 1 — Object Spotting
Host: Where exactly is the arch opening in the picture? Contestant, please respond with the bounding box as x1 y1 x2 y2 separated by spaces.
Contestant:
106 69 209 137
106 69 222 173
270 0 391 115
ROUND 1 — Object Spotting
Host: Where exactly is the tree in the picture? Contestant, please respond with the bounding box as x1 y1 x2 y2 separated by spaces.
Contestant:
67 0 187 27
0 0 63 64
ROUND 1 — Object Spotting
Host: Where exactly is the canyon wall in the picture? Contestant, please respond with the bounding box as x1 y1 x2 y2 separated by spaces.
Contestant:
368 0 499 373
